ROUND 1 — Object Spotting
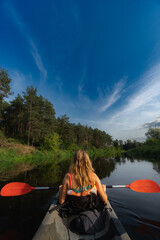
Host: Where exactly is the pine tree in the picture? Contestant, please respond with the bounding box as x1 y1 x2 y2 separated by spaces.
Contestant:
0 68 12 102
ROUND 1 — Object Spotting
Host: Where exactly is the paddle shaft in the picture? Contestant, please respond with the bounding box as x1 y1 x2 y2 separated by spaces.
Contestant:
36 185 127 189
35 187 59 190
106 185 126 188
37 185 129 189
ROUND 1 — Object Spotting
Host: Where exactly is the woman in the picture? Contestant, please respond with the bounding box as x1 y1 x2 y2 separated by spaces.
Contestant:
59 150 108 209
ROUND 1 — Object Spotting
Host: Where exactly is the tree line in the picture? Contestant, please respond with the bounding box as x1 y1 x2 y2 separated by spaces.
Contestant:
113 128 160 151
124 128 160 159
0 67 112 149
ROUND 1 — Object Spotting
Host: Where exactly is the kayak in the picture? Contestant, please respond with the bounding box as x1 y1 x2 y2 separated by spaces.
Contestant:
33 195 131 240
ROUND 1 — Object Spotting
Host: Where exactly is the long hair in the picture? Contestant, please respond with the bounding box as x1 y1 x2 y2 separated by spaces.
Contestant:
69 150 94 188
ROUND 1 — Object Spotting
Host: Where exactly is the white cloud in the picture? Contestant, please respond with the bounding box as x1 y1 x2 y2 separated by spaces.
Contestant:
84 63 160 140
107 63 160 139
112 63 160 119
29 40 47 83
4 2 47 83
100 78 126 112
143 117 160 128
78 82 91 109
77 62 91 109
55 75 63 92
56 63 160 141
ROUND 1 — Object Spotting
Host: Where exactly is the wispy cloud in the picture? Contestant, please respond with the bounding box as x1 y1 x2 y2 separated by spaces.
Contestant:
112 63 160 119
100 78 126 112
78 82 91 109
4 2 47 83
29 40 47 83
77 61 91 109
143 117 160 128
55 75 63 93
105 63 160 139
84 63 160 140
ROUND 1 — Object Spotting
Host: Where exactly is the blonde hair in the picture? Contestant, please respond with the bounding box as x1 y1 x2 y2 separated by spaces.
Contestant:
69 150 94 188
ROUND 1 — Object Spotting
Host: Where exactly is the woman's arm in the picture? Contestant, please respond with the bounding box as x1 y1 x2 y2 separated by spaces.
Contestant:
94 174 108 203
59 174 69 204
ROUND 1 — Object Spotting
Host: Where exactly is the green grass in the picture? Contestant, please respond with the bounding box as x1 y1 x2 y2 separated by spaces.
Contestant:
0 148 73 177
87 146 123 159
0 145 123 180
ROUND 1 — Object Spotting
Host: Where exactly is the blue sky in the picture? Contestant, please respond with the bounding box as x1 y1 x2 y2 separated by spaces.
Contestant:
1 0 160 141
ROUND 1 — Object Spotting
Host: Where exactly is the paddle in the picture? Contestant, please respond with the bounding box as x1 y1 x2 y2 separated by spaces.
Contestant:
0 179 159 197
106 179 160 193
0 182 59 197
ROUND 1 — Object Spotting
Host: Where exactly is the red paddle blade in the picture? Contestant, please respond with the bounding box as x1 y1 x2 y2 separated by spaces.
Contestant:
126 179 160 193
0 182 35 196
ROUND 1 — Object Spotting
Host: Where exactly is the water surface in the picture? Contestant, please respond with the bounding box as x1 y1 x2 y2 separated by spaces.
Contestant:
101 158 160 240
0 157 160 239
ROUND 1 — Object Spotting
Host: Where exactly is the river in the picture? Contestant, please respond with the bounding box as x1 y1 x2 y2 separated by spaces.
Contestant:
0 157 160 240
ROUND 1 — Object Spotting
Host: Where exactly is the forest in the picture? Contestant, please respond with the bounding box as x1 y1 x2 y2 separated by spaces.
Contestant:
0 67 160 162
0 67 112 151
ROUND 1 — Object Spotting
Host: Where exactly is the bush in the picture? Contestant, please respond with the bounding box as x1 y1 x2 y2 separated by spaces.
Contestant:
145 138 160 145
0 130 7 146
66 143 79 152
126 143 160 160
41 133 62 151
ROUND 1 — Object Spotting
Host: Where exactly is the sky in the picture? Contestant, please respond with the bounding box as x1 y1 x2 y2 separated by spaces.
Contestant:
1 0 160 141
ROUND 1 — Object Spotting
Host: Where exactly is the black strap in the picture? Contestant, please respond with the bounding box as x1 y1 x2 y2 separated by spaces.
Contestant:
48 202 67 213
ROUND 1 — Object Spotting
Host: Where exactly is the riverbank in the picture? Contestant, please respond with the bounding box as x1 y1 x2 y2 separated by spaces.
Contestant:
0 143 122 181
126 143 160 160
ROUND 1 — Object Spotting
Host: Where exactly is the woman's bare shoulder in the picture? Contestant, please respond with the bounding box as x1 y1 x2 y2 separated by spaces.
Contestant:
64 173 69 177
92 173 100 182
62 173 70 184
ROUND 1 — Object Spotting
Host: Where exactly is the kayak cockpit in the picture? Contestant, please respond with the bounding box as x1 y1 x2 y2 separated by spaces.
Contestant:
33 197 131 240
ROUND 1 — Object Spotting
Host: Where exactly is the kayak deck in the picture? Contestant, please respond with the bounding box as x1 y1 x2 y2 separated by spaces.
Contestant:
33 197 131 240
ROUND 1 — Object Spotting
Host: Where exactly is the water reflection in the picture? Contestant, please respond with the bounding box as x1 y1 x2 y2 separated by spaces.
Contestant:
0 156 118 239
0 157 160 240
0 159 71 239
153 162 160 174
136 217 160 238
93 157 116 179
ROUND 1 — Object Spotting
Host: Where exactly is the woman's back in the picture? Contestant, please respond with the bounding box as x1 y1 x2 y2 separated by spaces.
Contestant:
67 172 97 196
59 150 108 204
